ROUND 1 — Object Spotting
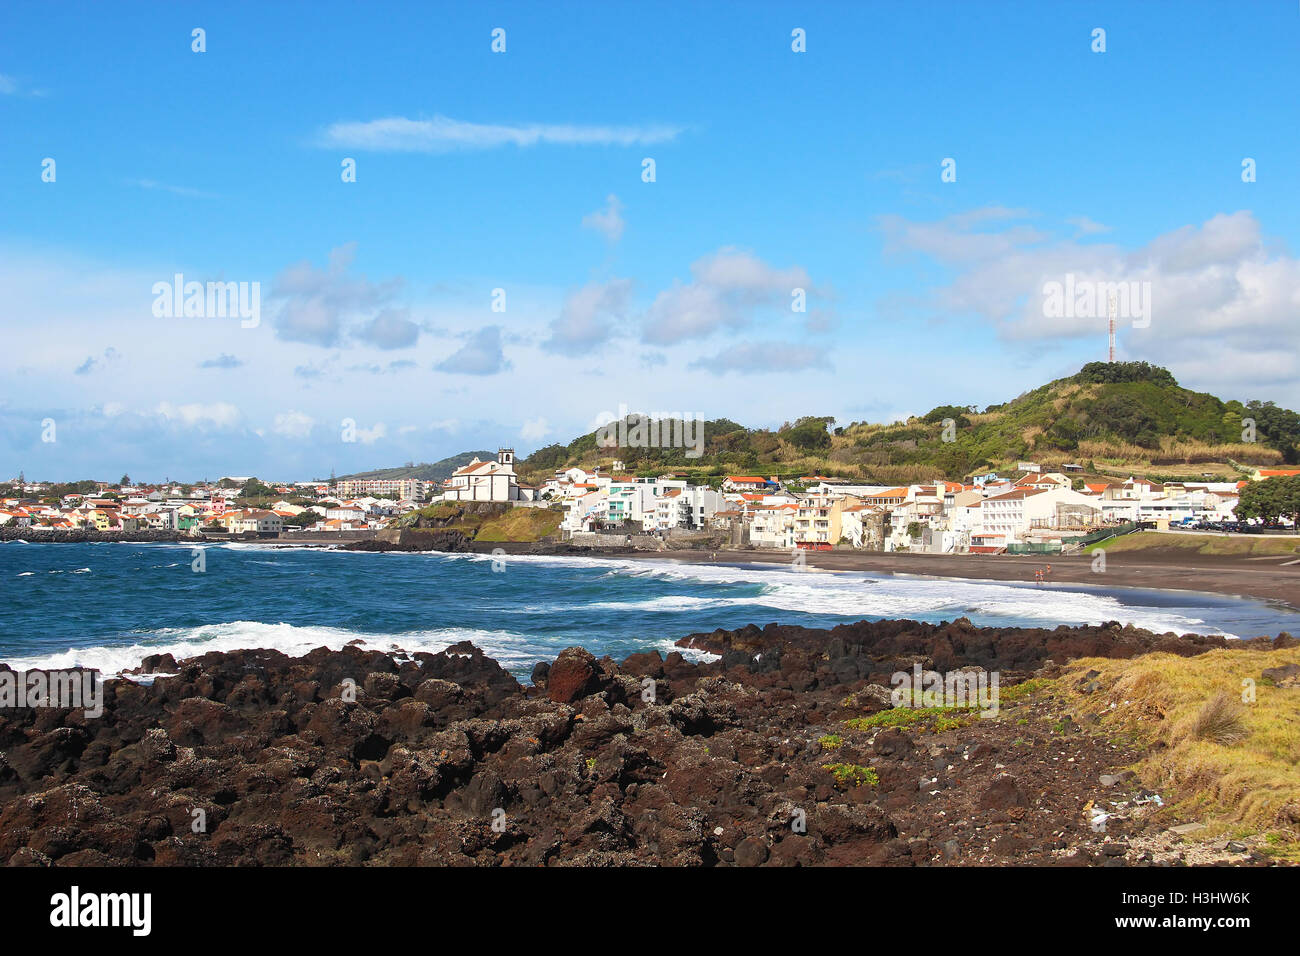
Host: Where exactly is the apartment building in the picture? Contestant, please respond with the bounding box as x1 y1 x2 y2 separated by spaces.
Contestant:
794 494 852 547
750 503 797 548
980 487 1100 538
334 478 432 500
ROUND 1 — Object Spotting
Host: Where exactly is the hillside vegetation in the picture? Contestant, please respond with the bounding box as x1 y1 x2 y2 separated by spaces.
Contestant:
393 501 562 543
517 362 1300 486
336 451 493 483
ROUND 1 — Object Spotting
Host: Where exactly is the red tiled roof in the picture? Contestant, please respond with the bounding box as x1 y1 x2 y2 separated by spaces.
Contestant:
869 488 908 499
984 488 1048 501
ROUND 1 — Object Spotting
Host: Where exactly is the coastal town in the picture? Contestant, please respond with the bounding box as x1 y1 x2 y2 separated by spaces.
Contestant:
4 448 1297 554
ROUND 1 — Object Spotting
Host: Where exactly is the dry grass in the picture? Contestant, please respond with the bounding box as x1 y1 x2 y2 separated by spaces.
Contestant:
1075 439 1160 461
1075 438 1283 467
1053 648 1300 860
472 507 563 542
1159 441 1281 465
1186 691 1250 745
860 464 947 485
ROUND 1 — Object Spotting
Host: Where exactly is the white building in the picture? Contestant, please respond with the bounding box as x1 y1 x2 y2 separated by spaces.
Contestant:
649 486 725 531
750 503 797 548
607 477 686 528
443 449 527 502
228 509 283 534
335 478 432 500
980 487 1100 540
839 503 883 549
561 490 606 533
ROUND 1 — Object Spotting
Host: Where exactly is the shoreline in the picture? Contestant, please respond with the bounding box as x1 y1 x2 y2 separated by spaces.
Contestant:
608 547 1300 614
2 623 1293 866
10 531 1298 616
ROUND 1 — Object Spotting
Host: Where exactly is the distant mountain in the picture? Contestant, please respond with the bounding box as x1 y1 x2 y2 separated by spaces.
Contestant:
517 363 1300 486
335 451 494 484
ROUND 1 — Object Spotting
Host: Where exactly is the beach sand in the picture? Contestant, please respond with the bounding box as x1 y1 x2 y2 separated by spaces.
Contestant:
616 547 1300 611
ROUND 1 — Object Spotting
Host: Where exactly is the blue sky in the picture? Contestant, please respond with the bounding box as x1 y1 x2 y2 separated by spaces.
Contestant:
3 0 1299 481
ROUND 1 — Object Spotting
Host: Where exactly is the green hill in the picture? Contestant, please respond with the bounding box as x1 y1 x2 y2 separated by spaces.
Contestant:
336 451 493 484
517 363 1300 486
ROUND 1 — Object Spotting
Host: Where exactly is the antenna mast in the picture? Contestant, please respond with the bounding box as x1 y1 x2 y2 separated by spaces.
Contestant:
1107 290 1117 362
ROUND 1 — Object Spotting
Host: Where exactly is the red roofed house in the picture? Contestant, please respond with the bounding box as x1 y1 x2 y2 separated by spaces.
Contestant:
722 476 771 493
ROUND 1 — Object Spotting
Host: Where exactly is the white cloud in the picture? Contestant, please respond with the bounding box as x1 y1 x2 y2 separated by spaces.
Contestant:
542 278 634 355
74 347 122 375
642 248 817 345
358 308 419 350
886 207 1300 398
581 194 625 242
199 353 244 369
1067 215 1110 236
880 207 1046 265
273 410 315 439
271 242 405 347
320 115 683 152
436 327 510 375
130 179 217 199
355 422 387 444
154 402 242 430
520 417 549 442
690 342 831 374
689 248 812 298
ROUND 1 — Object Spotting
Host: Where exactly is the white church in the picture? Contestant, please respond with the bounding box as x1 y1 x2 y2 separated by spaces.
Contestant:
441 449 533 502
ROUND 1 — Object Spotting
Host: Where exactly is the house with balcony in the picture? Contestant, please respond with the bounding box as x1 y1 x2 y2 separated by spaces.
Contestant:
750 503 797 549
980 487 1100 541
793 494 853 548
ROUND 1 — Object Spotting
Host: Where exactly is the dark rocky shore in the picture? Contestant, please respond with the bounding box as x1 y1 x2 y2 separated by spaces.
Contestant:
0 528 189 544
1 619 1293 866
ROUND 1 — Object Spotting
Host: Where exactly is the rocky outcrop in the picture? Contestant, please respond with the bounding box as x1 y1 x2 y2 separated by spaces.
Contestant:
0 529 188 543
675 617 1239 691
343 531 474 553
0 619 1286 867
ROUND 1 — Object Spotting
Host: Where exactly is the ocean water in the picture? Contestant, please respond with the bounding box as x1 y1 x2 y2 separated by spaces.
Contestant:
1 541 1297 679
